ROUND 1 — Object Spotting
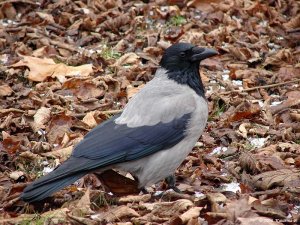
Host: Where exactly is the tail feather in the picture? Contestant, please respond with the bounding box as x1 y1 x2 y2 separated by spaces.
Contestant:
20 159 89 202
20 173 85 202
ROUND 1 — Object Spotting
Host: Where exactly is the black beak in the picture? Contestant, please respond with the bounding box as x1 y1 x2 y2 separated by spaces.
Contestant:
191 47 218 62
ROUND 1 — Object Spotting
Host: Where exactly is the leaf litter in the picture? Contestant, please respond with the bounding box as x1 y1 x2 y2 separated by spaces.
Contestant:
0 0 300 224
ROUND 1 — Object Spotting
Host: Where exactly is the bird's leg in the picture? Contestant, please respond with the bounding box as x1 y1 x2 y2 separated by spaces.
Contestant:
132 175 148 194
165 175 181 193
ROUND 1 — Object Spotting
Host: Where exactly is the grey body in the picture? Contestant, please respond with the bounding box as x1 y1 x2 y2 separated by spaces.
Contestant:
114 68 208 187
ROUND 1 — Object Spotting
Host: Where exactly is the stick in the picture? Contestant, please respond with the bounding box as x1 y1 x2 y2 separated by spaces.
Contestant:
220 78 300 95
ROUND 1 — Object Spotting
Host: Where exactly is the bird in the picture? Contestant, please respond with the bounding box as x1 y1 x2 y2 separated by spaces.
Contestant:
21 42 218 202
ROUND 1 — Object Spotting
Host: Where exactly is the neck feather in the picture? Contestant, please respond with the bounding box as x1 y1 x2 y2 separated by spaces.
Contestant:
164 66 205 98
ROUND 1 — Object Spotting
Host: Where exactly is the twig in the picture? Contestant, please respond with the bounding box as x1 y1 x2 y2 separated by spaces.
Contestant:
220 78 300 95
100 109 123 114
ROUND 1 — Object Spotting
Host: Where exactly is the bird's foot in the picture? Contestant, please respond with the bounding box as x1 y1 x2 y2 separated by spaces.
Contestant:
140 187 149 194
165 175 181 193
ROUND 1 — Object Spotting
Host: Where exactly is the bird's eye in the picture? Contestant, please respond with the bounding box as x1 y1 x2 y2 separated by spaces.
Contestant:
180 52 186 57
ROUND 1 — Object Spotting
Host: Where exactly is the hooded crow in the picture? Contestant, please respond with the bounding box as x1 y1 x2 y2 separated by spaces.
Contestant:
21 42 218 202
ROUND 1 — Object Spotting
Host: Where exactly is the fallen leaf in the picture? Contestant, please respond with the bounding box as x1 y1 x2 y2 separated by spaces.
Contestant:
62 78 104 100
0 84 13 97
82 111 98 128
228 101 261 122
33 107 51 131
264 49 292 67
10 56 93 82
42 146 73 161
93 206 140 222
96 169 140 196
155 199 194 215
237 216 284 225
112 53 140 68
252 169 300 190
46 113 74 144
179 207 202 223
252 200 286 219
71 188 94 216
277 66 300 81
119 194 152 203
239 151 259 174
126 84 145 99
9 171 24 181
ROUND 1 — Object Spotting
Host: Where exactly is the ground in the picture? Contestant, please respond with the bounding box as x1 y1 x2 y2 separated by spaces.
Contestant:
0 0 300 224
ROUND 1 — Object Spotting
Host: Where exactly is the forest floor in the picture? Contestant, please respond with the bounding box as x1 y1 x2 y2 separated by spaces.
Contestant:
0 0 300 224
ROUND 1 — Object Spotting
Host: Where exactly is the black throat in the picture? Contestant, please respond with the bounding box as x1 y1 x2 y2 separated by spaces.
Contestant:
165 65 205 98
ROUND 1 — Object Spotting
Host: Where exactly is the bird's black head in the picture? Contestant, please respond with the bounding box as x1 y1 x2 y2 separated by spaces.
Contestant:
159 42 218 98
160 42 218 72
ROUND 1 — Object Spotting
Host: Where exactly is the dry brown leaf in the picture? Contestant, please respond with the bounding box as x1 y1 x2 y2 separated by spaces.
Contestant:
237 216 284 225
239 151 259 173
9 171 24 181
126 84 145 99
256 155 286 171
36 12 55 23
41 208 69 222
277 66 300 81
283 14 300 30
82 111 98 128
119 194 151 203
251 200 286 219
0 214 36 224
97 169 140 196
42 146 73 161
10 56 93 82
153 199 194 217
224 198 255 221
228 101 261 122
71 188 94 216
93 206 140 222
1 135 21 155
264 49 292 67
33 107 51 131
252 169 300 190
179 207 202 224
62 78 104 100
112 53 140 68
46 113 74 144
270 98 300 114
0 84 13 97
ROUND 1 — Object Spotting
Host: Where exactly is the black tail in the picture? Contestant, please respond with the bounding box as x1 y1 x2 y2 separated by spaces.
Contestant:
20 160 87 202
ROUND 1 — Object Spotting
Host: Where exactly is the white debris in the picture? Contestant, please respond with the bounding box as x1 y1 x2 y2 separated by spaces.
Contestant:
248 137 267 148
210 146 228 155
222 74 229 81
88 49 96 55
270 94 280 98
194 191 205 198
153 191 163 196
0 19 18 26
43 166 54 175
232 80 243 86
37 129 46 135
258 100 264 108
206 86 213 95
271 101 282 106
42 160 49 166
221 181 241 193
259 20 268 27
81 8 90 14
0 54 8 64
